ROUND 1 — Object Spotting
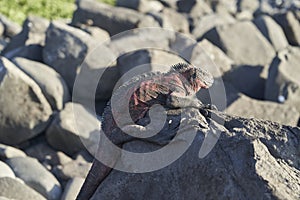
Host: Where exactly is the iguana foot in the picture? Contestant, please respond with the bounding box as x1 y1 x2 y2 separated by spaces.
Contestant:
204 104 218 111
180 113 209 130
199 104 218 118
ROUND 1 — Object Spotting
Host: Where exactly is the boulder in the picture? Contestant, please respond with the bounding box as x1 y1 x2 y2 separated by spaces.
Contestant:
273 11 300 46
6 157 62 200
88 108 300 200
235 10 254 21
71 0 159 36
0 177 46 200
12 57 70 110
0 14 22 38
176 0 196 13
169 32 196 59
43 21 119 101
74 150 94 163
237 0 259 13
254 15 289 51
189 0 213 20
25 140 72 167
116 0 164 13
256 0 300 16
0 22 4 37
225 94 299 126
117 50 151 79
158 0 178 10
224 65 266 100
265 46 300 112
0 161 15 179
0 39 6 54
211 0 237 15
4 44 44 62
78 25 110 43
46 103 100 156
148 8 190 34
0 57 52 145
2 16 49 56
177 0 212 16
61 177 85 200
192 13 236 39
52 159 91 181
190 39 233 77
0 144 26 159
117 49 186 83
43 21 91 91
108 28 174 55
203 21 276 66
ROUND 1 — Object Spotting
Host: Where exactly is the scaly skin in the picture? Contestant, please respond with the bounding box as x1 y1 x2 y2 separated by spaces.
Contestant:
76 63 214 200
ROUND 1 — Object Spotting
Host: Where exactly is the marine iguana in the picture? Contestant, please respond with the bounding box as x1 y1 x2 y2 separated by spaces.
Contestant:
76 63 214 199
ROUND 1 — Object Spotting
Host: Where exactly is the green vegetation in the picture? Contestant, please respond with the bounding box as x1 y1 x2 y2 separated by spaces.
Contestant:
0 0 116 24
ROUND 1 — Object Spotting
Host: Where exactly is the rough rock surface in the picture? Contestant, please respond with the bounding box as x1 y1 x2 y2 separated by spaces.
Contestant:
0 161 15 179
79 25 110 43
265 46 300 112
25 140 72 167
237 0 259 13
0 22 4 37
43 20 119 101
46 103 99 156
212 0 237 15
203 21 275 66
43 21 91 91
89 108 300 200
4 44 44 62
6 157 62 200
177 0 212 16
274 11 300 46
192 13 236 39
226 94 300 126
161 8 190 33
116 0 164 13
52 159 91 181
107 27 174 55
72 0 159 36
2 16 49 56
0 14 22 38
116 49 186 82
61 177 85 200
0 0 299 199
0 39 6 54
254 15 289 51
0 144 26 159
12 57 70 110
190 39 233 77
148 8 190 34
0 57 52 145
0 177 46 200
224 65 266 100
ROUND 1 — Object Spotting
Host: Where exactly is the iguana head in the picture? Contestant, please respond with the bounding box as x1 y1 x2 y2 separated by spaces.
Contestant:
171 63 214 92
